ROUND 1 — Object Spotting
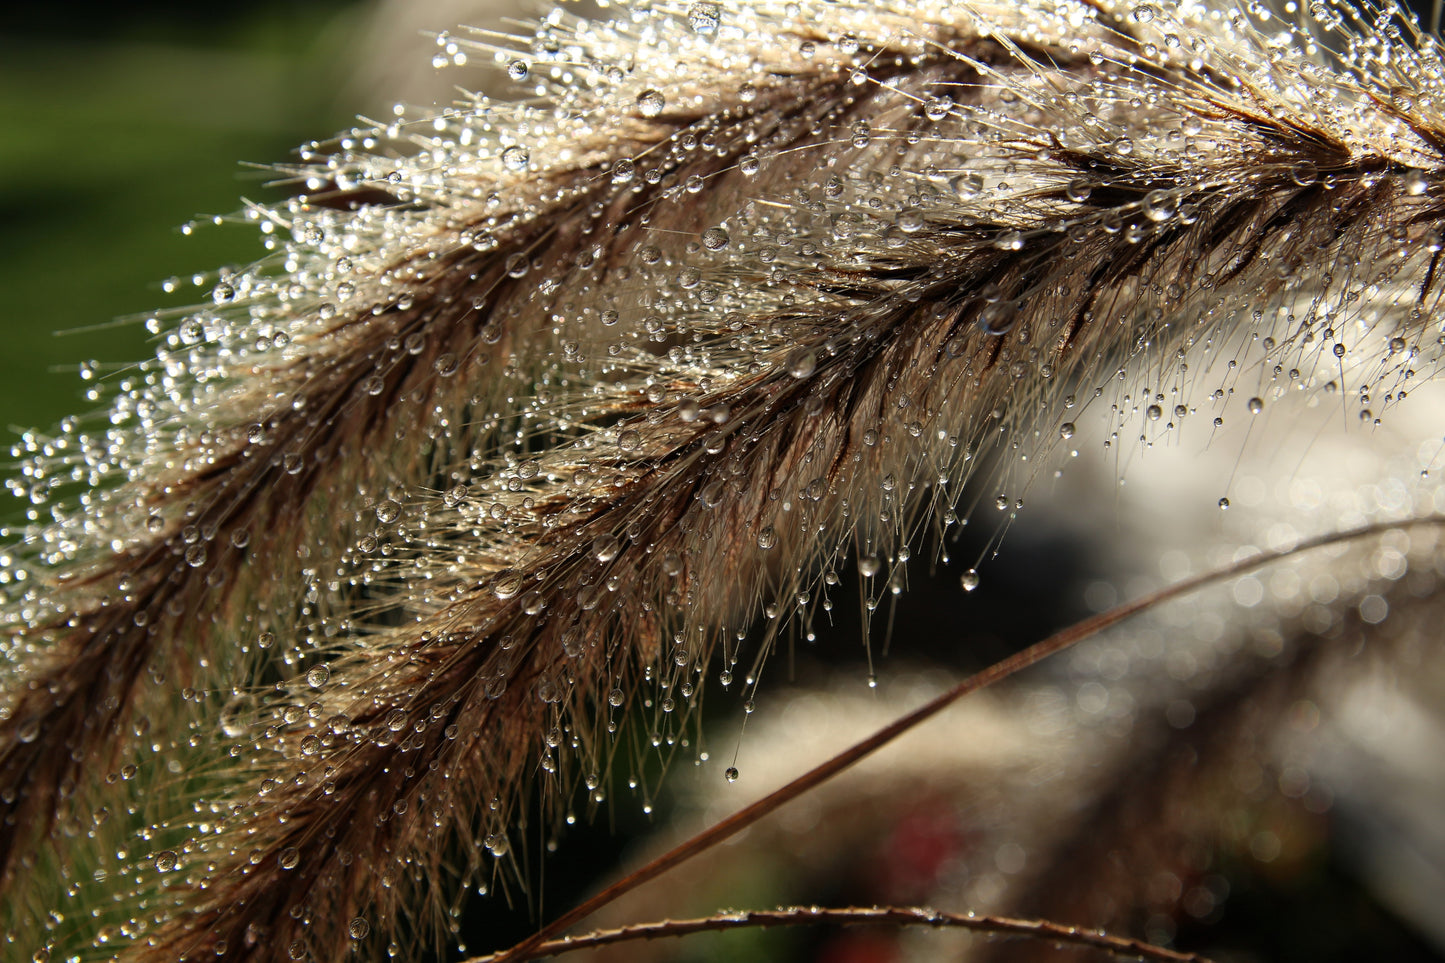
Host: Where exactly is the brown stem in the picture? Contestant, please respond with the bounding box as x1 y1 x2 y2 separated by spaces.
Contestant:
468 904 1216 963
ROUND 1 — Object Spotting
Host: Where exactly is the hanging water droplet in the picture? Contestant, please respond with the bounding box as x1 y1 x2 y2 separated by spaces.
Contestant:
278 848 300 870
154 850 178 873
375 499 401 524
1247 397 1264 414
858 556 882 577
1218 496 1230 510
702 227 730 250
348 918 370 940
960 569 980 592
724 766 739 782
757 526 777 550
306 664 330 689
1059 422 1076 440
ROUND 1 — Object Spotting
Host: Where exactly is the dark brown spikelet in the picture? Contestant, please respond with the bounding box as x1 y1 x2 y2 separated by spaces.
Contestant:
3 1 1445 960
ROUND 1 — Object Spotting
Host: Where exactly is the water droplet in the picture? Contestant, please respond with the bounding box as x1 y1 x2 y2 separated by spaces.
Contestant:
348 918 370 940
1059 422 1076 440
979 299 1017 335
724 766 739 782
757 526 777 550
493 570 524 600
375 499 401 524
507 59 530 81
637 88 665 116
687 2 721 34
184 544 207 568
307 664 330 689
858 556 882 577
612 158 636 184
592 533 621 562
501 145 530 172
1142 190 1175 222
739 153 761 176
785 346 817 378
702 227 730 250
278 847 300 870
1131 3 1158 23
1146 404 1163 421
952 172 984 197
1247 397 1264 414
923 94 954 121
960 569 980 592
1218 496 1230 510
154 850 178 873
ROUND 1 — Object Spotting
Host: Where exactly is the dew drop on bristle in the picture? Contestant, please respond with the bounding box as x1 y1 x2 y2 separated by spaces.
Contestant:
636 88 665 116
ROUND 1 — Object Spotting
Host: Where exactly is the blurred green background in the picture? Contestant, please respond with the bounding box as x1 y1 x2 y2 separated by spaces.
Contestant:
0 1 366 502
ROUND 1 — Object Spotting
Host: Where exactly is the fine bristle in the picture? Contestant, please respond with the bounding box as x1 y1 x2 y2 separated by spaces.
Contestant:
3 1 1444 960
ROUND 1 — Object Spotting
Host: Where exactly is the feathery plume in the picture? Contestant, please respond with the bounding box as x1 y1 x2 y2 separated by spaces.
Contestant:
2 0 1444 959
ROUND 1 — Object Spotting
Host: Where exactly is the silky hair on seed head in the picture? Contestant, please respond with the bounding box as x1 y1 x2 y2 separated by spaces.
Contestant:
2 1 1445 960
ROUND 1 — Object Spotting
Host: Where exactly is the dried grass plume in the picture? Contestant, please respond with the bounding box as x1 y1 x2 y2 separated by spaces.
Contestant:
2 0 1444 960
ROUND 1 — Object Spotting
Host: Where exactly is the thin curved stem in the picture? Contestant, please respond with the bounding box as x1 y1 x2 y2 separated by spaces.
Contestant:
488 515 1445 962
468 904 1216 963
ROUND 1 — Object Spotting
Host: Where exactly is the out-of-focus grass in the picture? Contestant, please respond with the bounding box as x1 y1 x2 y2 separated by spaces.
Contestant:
0 5 363 522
